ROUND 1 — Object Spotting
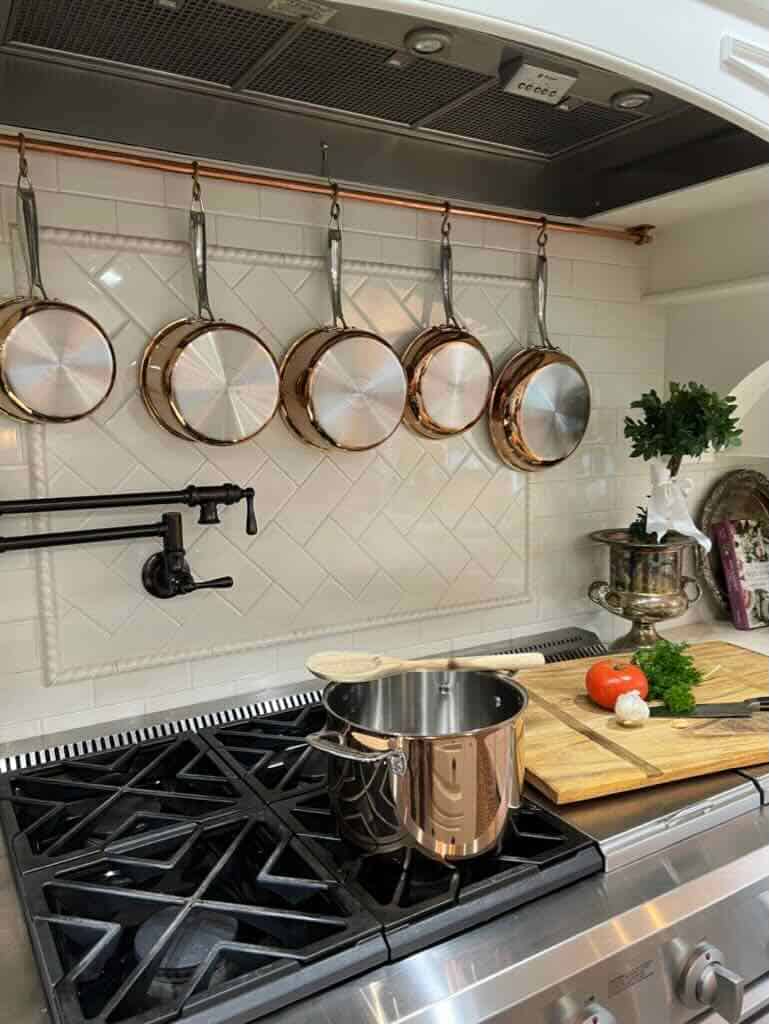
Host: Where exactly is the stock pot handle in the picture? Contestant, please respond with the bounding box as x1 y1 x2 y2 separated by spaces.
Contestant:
189 163 215 321
440 203 462 329
306 730 407 776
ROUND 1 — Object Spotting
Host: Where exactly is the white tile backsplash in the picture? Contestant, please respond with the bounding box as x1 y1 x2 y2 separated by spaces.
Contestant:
0 150 678 744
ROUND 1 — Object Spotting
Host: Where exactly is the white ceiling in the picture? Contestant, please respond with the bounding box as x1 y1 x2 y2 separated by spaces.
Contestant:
590 163 769 229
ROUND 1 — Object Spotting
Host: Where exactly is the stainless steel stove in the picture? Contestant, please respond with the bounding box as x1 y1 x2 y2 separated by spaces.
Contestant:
2 628 768 1024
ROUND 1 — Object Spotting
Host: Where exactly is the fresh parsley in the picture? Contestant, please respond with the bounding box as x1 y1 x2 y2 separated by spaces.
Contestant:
632 639 702 713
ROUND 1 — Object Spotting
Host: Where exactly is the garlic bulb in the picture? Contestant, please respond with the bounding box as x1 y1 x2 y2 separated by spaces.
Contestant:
615 690 650 727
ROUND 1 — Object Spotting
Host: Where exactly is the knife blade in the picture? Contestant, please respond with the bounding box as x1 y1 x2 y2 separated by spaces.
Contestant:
649 698 769 719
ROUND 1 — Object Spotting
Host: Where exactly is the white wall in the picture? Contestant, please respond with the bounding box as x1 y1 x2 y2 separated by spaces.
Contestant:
0 144 663 745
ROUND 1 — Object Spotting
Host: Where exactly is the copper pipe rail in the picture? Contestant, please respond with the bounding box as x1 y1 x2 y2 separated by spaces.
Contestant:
0 132 654 245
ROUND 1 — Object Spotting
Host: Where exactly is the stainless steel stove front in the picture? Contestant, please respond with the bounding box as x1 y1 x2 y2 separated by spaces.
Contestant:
262 807 769 1024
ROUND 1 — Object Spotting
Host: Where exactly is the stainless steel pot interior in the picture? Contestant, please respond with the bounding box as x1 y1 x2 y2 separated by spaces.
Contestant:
322 669 528 737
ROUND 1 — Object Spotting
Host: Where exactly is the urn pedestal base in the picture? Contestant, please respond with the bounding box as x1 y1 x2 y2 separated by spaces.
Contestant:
588 530 702 652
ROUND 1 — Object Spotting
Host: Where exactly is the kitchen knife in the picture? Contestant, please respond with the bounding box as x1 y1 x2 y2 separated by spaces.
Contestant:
649 698 769 718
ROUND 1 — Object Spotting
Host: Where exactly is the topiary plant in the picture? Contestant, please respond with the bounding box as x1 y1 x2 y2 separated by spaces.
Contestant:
624 381 742 480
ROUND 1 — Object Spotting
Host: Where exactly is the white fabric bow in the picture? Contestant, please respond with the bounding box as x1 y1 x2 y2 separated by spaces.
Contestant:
647 458 711 552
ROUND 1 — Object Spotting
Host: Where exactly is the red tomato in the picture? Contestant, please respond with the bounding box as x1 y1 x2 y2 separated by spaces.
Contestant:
585 660 648 709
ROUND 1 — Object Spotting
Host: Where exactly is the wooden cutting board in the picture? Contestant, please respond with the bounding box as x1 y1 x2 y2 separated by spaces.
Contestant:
518 641 769 804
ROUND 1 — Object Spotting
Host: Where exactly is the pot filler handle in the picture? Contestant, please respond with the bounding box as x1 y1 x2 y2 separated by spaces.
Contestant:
306 730 408 776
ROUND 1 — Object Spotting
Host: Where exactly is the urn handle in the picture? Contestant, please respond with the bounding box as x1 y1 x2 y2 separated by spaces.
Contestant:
589 579 616 615
681 575 702 607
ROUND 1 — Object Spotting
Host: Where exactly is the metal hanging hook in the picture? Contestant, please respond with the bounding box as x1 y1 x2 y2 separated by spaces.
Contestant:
537 216 548 252
17 133 30 185
191 160 203 206
321 142 340 224
441 201 451 240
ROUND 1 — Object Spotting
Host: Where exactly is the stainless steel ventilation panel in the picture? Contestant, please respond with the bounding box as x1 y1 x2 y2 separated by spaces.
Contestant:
3 0 656 158
2 0 768 216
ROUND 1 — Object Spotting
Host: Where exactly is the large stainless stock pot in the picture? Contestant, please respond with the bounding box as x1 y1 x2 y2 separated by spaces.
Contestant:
307 669 528 861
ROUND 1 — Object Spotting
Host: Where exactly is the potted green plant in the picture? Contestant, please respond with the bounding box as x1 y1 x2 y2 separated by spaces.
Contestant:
588 382 742 650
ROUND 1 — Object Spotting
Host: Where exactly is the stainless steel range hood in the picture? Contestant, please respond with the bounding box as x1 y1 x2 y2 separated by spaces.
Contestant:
1 0 767 217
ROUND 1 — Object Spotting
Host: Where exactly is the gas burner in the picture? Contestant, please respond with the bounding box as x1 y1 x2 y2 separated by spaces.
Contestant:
21 812 384 1024
134 906 238 984
202 704 330 803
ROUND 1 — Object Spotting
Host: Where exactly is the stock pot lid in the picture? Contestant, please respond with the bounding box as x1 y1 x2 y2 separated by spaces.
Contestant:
170 325 279 443
4 305 115 419
324 670 527 738
309 332 407 449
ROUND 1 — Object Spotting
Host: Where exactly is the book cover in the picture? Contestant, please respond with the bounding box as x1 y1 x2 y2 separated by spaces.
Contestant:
714 519 769 630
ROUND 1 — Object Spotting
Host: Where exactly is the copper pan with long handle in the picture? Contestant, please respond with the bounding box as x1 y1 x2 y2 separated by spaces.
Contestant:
402 205 492 439
0 141 115 424
279 188 407 452
488 221 590 471
140 168 280 446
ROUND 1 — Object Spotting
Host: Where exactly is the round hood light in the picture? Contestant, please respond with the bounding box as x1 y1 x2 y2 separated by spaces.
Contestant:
404 27 452 55
611 89 653 110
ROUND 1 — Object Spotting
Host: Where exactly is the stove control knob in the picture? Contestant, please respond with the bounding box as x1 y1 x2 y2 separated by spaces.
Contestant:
677 942 744 1023
553 995 617 1024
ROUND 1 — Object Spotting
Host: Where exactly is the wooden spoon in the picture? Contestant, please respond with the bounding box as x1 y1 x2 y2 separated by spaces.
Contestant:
306 650 546 683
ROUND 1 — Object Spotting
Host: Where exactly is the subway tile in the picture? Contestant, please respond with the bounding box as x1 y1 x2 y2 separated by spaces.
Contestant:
216 216 301 253
165 172 259 217
116 201 194 242
93 663 190 707
343 199 417 238
0 620 39 672
0 671 92 727
572 261 642 301
307 518 377 597
0 149 57 190
59 157 164 205
261 188 326 225
249 523 325 603
35 191 117 232
41 701 145 736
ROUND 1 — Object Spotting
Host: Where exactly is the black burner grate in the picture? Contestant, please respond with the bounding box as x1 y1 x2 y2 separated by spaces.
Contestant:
20 811 385 1024
0 735 252 871
204 703 331 804
272 789 602 958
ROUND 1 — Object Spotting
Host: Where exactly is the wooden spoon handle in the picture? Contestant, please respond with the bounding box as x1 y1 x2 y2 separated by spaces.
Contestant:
406 653 545 671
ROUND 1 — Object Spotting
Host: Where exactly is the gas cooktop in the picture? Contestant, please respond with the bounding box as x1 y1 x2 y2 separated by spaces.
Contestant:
0 689 603 1024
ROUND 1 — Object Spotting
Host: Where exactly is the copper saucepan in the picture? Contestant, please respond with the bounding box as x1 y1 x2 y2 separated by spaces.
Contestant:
488 221 590 471
0 141 115 424
402 205 493 439
140 169 280 446
279 189 407 451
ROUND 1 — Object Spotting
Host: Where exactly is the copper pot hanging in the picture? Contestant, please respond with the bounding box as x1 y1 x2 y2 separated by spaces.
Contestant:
140 167 280 446
0 139 115 424
402 205 492 439
488 221 590 471
279 187 407 451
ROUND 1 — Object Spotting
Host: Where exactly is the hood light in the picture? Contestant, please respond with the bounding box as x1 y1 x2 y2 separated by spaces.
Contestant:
611 89 653 110
404 27 452 56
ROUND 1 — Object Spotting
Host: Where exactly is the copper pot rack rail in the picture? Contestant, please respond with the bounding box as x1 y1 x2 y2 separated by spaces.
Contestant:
0 132 653 245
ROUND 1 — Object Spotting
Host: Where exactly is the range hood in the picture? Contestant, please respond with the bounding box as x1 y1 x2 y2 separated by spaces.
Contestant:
1 0 768 217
